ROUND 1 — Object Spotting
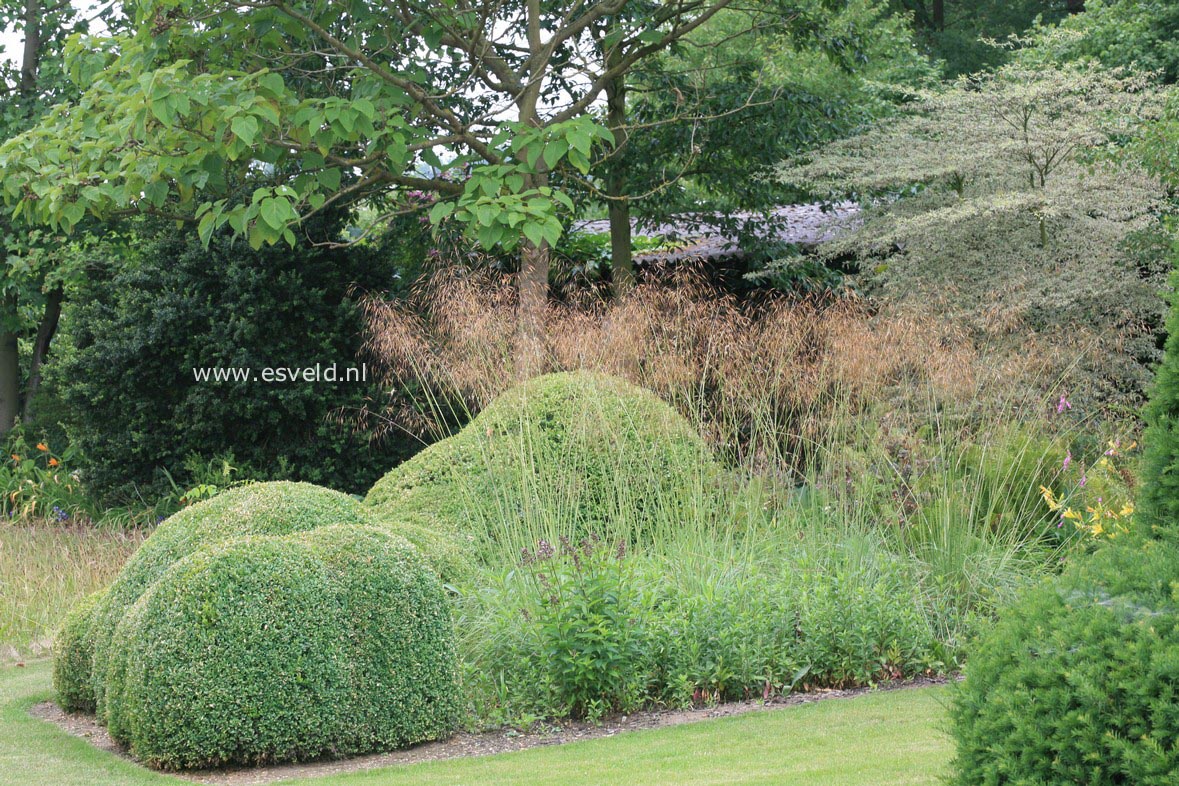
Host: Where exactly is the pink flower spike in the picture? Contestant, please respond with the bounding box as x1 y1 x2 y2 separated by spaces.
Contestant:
1062 451 1072 472
1079 473 1087 488
1056 395 1072 414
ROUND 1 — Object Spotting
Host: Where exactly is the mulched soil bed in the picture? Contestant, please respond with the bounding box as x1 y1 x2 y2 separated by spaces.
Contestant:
30 675 952 785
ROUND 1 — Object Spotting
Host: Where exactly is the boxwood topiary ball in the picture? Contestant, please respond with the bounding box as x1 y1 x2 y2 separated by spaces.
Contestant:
70 481 369 719
106 526 458 769
364 371 716 579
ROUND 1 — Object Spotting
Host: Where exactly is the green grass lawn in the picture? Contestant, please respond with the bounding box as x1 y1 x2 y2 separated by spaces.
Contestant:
1 661 951 786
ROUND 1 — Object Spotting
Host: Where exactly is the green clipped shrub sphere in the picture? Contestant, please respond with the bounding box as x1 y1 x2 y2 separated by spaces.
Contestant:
105 526 457 769
55 481 459 769
52 590 105 713
949 537 1179 785
365 371 715 576
80 481 368 716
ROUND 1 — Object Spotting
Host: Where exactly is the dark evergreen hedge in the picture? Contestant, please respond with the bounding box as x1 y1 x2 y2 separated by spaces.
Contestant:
51 210 408 501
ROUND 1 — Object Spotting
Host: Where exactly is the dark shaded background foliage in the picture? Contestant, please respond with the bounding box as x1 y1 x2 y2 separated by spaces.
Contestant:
48 209 409 502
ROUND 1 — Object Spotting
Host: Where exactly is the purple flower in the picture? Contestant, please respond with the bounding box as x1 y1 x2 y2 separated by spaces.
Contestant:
1056 395 1072 414
1062 451 1072 472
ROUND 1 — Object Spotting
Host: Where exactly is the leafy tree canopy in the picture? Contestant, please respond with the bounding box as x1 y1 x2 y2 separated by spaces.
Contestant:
1 0 128 435
777 63 1172 405
889 0 1074 77
1022 0 1179 85
0 0 829 254
623 0 938 226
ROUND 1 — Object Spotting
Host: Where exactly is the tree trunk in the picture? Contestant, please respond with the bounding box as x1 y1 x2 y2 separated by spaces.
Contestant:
516 241 549 377
604 68 634 297
1 0 46 438
0 337 17 438
607 186 633 296
932 0 945 31
20 0 41 97
1066 0 1085 13
0 293 20 439
513 4 550 377
23 284 62 424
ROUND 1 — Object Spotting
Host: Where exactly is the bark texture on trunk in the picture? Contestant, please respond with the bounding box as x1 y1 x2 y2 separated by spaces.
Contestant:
20 0 41 96
1 0 46 438
608 190 633 295
0 293 20 438
516 242 549 377
605 68 633 297
23 285 63 424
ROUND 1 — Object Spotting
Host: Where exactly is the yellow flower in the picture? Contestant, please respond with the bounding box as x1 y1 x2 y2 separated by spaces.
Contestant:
1062 508 1083 521
1039 486 1061 511
35 442 48 452
1120 503 1135 517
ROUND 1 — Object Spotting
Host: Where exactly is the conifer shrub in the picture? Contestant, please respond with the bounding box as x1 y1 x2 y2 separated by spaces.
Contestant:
1138 271 1179 535
52 211 408 503
949 537 1179 785
950 227 1179 784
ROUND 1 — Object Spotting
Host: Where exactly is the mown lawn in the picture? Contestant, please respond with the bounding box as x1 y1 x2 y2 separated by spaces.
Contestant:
0 661 952 786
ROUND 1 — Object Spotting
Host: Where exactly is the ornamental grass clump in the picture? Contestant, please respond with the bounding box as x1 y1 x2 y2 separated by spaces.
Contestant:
364 371 717 579
353 270 1003 465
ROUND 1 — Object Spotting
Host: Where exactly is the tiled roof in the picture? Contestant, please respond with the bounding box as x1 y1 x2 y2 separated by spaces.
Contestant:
573 202 859 262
